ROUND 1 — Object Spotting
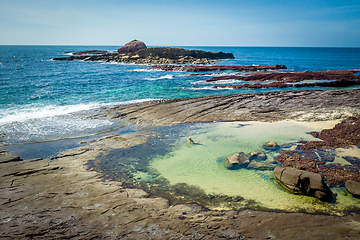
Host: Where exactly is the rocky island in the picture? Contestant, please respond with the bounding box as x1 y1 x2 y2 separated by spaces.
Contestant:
53 40 235 64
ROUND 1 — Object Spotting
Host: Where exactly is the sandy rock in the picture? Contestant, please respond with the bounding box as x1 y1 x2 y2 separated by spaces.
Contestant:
0 154 22 164
248 151 267 161
345 180 360 197
263 141 278 149
274 166 333 202
225 152 250 168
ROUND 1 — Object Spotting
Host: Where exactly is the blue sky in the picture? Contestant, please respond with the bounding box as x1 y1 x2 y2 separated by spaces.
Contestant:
1 0 360 47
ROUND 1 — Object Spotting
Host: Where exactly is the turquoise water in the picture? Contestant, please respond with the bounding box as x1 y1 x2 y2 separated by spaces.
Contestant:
92 121 360 215
1 46 360 144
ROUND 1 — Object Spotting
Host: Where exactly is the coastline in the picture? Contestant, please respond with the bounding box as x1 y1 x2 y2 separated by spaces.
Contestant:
2 89 360 239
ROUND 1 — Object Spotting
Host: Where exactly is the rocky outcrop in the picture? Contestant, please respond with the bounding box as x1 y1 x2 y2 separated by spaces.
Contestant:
274 166 333 202
207 70 360 82
213 79 360 90
248 151 267 161
345 180 360 197
148 64 285 72
225 152 249 168
0 154 22 164
117 40 147 53
207 70 360 90
301 117 360 150
54 43 234 65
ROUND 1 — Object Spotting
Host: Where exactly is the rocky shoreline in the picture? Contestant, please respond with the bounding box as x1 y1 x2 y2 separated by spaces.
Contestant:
2 89 360 239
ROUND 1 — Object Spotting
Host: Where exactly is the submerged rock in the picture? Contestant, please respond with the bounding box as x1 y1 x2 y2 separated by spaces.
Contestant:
248 151 267 161
345 180 360 197
274 166 333 202
117 39 147 54
247 161 275 171
225 152 249 169
263 141 278 150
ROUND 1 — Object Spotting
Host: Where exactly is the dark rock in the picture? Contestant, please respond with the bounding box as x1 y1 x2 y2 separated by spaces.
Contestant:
72 50 108 55
309 131 320 138
117 40 147 54
275 151 319 173
302 117 360 150
225 152 249 169
207 70 360 82
140 47 234 61
274 166 333 202
247 161 275 171
149 64 284 72
319 167 360 185
345 180 360 197
343 156 360 169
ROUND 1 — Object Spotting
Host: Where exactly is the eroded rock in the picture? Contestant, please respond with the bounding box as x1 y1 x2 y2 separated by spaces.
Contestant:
274 166 333 202
345 180 360 197
225 152 249 169
117 39 147 54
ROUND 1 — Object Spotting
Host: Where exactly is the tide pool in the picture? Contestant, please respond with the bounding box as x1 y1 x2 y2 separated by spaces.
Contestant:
93 121 360 215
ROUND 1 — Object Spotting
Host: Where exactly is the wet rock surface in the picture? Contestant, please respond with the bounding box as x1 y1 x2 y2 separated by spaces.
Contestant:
2 89 360 239
2 138 360 239
209 70 360 90
95 89 360 126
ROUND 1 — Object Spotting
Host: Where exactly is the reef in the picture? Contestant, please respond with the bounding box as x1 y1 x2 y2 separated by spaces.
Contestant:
275 117 360 186
208 70 360 89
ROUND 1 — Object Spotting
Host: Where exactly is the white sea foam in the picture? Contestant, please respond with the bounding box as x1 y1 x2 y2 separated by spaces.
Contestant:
145 74 174 80
0 99 156 126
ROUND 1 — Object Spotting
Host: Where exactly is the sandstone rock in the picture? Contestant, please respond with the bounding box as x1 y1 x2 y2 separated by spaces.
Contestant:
248 151 267 161
345 180 360 197
263 141 278 150
117 40 147 54
247 161 275 171
225 152 249 169
274 166 333 202
0 154 22 164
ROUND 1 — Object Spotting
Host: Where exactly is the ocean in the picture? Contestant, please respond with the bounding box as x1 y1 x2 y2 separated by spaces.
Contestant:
1 46 360 145
2 46 360 213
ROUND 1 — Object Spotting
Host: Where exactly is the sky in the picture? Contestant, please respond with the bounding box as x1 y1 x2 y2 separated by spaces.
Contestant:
0 0 360 47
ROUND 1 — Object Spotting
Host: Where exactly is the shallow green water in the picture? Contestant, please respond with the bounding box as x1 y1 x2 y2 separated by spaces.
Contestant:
148 122 360 214
93 121 360 215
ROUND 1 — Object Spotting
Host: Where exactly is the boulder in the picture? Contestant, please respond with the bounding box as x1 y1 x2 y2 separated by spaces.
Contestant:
247 161 275 171
117 40 147 54
274 166 333 202
263 141 278 150
345 180 360 197
225 152 249 169
248 151 267 161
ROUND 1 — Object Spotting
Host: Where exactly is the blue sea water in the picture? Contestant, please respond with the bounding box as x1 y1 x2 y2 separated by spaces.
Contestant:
1 46 360 145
